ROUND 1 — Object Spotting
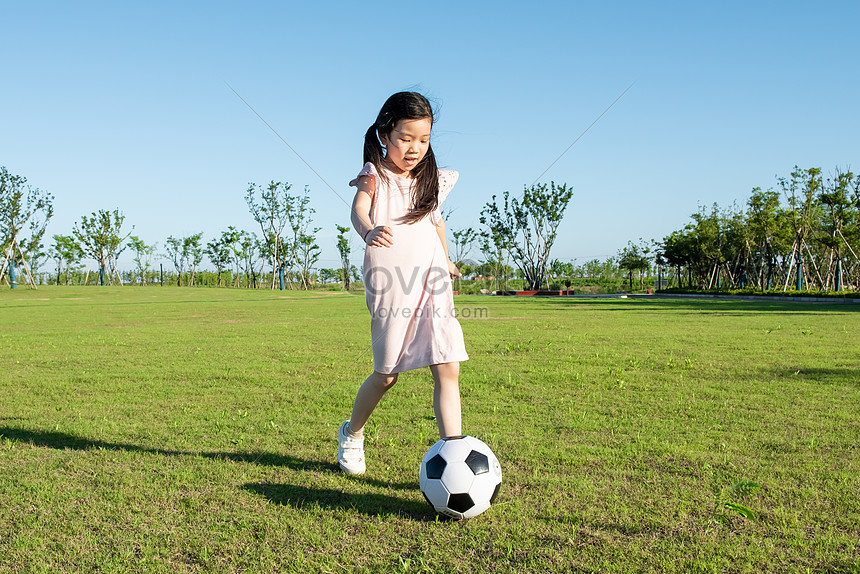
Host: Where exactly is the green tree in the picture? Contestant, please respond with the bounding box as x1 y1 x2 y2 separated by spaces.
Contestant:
73 209 131 286
818 168 857 290
617 240 651 290
165 235 186 286
480 182 574 290
185 233 204 287
451 227 477 291
477 224 510 291
458 261 475 280
336 225 351 291
220 227 244 287
659 230 693 288
0 166 54 275
746 188 790 289
50 234 83 285
127 236 156 285
246 181 292 290
778 167 822 290
319 268 339 284
238 230 260 288
165 233 204 287
205 237 232 287
283 187 319 290
548 258 574 280
582 259 603 280
653 165 860 293
451 227 477 260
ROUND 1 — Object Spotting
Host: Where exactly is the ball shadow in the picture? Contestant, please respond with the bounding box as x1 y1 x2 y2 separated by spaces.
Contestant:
243 482 437 520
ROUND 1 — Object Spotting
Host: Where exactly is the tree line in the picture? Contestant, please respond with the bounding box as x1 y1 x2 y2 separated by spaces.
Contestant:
3 164 580 291
653 166 860 292
1 168 360 290
4 162 858 294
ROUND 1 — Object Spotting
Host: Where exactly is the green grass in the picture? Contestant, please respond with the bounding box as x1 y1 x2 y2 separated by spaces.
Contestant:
0 286 858 573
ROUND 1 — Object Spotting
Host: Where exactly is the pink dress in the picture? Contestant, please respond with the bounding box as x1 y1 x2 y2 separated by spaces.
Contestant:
350 162 469 374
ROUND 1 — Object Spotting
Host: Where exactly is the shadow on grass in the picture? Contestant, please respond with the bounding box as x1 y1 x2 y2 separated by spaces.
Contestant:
243 483 436 519
530 296 859 315
0 426 426 494
1 425 433 516
0 425 405 480
776 367 860 387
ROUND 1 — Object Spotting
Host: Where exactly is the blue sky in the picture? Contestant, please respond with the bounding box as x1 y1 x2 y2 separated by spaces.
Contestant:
2 1 859 271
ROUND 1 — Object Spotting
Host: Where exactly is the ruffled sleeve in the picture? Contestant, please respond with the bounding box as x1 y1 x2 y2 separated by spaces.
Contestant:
349 162 378 196
430 169 459 225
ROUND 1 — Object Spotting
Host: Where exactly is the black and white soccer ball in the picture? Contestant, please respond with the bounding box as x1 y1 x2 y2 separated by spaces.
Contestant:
419 435 502 519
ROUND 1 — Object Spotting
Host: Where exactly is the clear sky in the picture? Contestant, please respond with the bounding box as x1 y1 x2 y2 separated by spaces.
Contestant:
2 1 859 271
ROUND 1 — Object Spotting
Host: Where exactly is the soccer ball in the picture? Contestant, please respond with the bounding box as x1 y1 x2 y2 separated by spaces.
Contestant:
419 435 502 519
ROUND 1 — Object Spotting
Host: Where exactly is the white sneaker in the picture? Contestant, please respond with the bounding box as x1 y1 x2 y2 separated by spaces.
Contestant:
338 421 365 475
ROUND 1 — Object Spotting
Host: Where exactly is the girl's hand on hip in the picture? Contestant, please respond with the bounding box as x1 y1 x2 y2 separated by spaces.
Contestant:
366 226 394 247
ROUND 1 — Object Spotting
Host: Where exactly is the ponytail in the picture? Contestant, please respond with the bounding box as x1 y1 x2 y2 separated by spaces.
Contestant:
363 125 385 168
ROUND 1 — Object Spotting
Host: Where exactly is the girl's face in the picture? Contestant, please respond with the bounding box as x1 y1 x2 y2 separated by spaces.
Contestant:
380 117 432 176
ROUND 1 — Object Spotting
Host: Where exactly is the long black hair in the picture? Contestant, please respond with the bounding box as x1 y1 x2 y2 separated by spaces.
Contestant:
363 92 440 224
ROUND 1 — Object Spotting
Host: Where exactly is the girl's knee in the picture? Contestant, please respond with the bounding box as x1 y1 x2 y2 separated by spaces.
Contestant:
432 362 460 381
373 372 398 390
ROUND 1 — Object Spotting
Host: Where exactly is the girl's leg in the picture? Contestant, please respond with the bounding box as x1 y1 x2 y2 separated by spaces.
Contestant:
430 362 461 438
348 371 399 434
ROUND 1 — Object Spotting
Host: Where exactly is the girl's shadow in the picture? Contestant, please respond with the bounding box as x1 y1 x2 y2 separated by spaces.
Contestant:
0 425 332 470
1 424 435 519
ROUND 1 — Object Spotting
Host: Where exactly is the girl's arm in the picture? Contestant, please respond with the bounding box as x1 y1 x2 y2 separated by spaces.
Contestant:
351 177 393 247
435 217 461 278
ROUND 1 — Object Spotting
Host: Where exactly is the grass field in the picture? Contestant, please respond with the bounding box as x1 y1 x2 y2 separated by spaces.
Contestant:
0 286 857 573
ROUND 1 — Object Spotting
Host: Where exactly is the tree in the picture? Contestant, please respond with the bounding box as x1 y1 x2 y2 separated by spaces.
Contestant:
458 261 475 279
451 227 477 291
73 209 131 285
336 225 351 291
238 230 260 288
205 237 232 287
127 236 156 285
166 233 205 287
295 231 320 288
617 240 651 290
0 166 54 273
818 168 857 290
547 258 575 287
778 167 822 290
186 233 204 286
220 227 243 287
50 234 83 285
653 165 860 292
689 204 732 289
451 227 478 265
165 236 185 286
246 181 292 290
582 259 603 279
319 268 339 284
282 187 320 290
477 224 510 291
746 188 789 289
480 182 574 290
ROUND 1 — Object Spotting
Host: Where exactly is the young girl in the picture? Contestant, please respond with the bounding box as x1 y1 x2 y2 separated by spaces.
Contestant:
337 92 469 475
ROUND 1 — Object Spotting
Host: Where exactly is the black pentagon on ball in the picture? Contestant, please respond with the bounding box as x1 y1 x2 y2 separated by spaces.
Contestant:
447 492 475 513
464 450 490 475
425 454 447 479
